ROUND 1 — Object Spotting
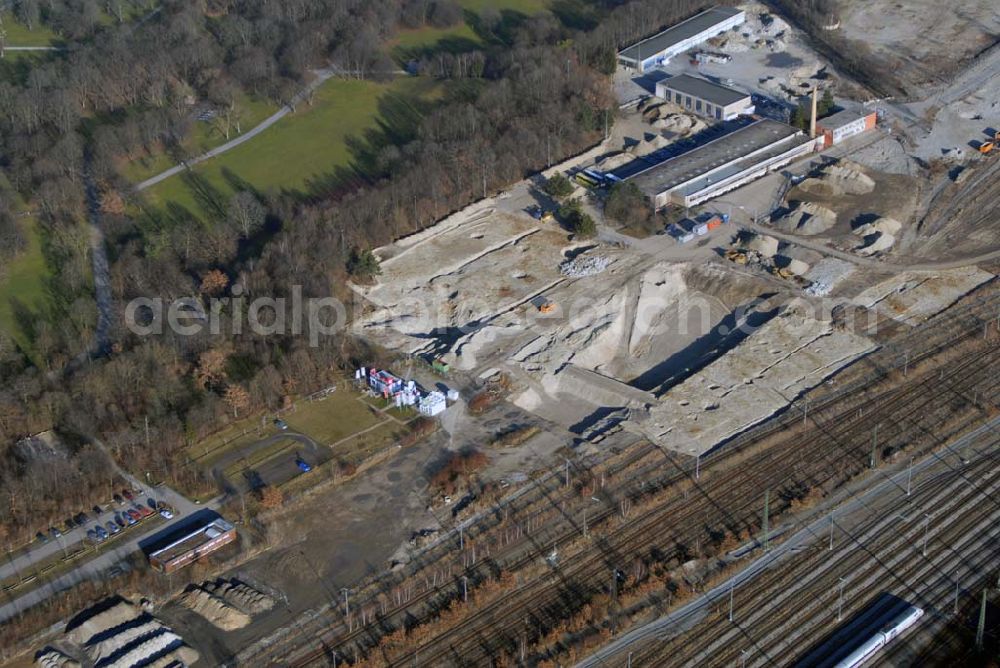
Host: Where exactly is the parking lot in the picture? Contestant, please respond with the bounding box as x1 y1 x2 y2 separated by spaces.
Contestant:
2 486 178 595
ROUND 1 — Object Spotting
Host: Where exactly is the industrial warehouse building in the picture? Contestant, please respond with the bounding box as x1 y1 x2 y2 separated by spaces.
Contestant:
618 7 746 72
815 109 877 148
148 517 236 574
628 119 818 208
655 74 754 120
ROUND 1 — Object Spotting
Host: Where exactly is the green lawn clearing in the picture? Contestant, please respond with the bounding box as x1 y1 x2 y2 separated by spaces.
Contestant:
140 77 437 221
121 92 279 184
390 0 550 60
0 217 50 348
284 388 383 446
0 13 59 46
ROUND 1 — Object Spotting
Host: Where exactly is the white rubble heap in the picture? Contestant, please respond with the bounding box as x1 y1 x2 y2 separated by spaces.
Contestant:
560 255 613 277
633 300 876 455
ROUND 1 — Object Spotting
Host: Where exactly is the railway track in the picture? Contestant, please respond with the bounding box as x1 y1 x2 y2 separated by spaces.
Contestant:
359 346 1000 666
247 288 1000 666
627 428 1000 667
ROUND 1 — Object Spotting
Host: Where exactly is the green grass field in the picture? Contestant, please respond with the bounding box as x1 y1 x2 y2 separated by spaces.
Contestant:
390 0 550 60
121 93 279 184
285 389 384 445
0 217 50 348
0 13 59 46
141 76 437 221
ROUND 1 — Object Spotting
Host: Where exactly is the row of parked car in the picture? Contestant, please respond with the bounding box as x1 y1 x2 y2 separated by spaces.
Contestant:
85 502 174 545
34 488 176 546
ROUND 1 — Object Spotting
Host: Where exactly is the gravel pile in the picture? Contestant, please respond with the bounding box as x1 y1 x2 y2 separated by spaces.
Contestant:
35 649 80 668
560 255 612 277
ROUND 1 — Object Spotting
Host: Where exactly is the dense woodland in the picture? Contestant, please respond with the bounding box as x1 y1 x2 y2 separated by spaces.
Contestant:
0 0 715 542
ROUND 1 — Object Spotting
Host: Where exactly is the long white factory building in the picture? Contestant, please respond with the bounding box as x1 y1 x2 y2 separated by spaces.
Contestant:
627 119 819 208
618 7 746 72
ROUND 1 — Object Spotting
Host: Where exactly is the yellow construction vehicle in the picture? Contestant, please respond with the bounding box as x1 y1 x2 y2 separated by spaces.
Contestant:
725 249 747 265
979 140 995 155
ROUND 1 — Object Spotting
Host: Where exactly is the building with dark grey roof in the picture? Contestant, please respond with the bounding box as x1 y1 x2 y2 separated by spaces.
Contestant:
618 7 745 72
627 119 819 208
656 74 754 120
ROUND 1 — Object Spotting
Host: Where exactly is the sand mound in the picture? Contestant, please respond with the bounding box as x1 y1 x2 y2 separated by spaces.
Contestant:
776 257 810 275
597 152 633 170
642 102 666 122
795 177 837 197
181 588 252 631
744 234 779 257
61 598 199 668
856 231 895 256
204 579 276 615
181 579 275 629
36 649 80 668
776 202 836 235
797 162 876 198
826 164 875 194
656 113 707 136
853 216 902 237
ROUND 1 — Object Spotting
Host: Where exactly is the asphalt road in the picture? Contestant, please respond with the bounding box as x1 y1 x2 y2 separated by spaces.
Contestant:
737 219 1000 272
575 415 1000 667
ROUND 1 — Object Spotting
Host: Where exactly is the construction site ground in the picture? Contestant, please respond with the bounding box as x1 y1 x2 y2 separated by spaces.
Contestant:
836 0 998 98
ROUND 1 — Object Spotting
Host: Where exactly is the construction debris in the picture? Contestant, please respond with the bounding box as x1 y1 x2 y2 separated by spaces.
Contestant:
561 255 613 277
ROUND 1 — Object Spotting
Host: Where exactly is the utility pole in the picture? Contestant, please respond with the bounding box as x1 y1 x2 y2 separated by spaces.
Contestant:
462 576 468 603
762 489 770 552
460 525 464 550
341 588 350 618
953 576 960 615
695 454 700 481
906 457 913 496
803 400 808 425
976 589 987 650
565 458 570 488
922 514 930 557
828 514 835 551
740 650 748 668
